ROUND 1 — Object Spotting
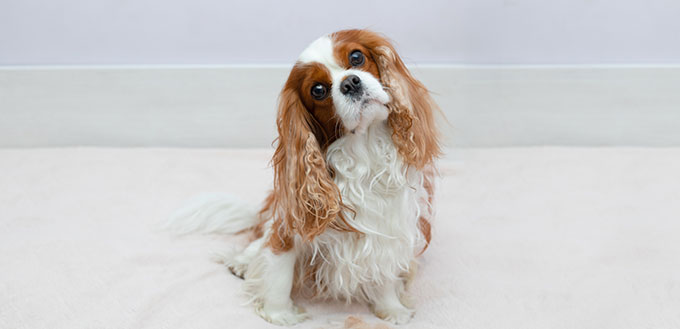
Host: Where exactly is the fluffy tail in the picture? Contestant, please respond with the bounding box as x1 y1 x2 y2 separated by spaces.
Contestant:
164 193 260 235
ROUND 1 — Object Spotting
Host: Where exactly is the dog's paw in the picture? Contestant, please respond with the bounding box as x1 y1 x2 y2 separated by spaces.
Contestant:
255 303 309 326
372 305 415 325
226 261 248 279
211 251 248 279
398 292 415 309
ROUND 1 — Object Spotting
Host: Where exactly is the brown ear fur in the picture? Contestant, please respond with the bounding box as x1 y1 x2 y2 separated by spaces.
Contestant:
341 30 442 169
262 87 353 248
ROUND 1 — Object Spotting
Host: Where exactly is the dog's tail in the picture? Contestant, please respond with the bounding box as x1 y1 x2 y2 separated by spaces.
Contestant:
164 194 260 235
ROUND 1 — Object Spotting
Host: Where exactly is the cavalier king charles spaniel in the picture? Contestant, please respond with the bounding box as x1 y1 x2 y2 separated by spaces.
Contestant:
171 29 442 326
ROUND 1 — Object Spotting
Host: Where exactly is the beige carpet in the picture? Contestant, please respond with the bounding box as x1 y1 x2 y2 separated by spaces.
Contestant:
1 147 679 329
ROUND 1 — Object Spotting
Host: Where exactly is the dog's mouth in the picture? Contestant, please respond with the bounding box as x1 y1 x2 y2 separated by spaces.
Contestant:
347 99 389 135
360 97 385 108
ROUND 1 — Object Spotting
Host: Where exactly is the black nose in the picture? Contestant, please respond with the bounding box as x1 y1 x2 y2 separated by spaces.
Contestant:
340 74 362 95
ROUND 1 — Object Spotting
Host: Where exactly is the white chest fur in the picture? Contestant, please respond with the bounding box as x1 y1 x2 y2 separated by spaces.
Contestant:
300 122 428 301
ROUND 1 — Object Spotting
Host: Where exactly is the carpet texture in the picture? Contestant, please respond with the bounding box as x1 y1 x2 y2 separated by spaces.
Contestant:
1 147 679 329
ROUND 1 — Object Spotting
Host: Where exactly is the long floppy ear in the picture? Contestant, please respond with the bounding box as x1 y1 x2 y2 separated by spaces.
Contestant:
267 88 351 244
368 38 442 169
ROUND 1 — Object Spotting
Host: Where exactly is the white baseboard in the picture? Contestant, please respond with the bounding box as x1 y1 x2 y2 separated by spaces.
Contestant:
1 65 679 147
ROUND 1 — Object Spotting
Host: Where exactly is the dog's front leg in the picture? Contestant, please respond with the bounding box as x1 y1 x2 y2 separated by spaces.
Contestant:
246 247 308 326
369 278 415 325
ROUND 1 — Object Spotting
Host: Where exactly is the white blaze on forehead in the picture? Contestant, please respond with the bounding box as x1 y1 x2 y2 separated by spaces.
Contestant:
297 35 342 71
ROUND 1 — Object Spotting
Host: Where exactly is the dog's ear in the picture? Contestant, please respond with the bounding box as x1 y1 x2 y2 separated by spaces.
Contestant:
268 86 351 245
364 32 442 169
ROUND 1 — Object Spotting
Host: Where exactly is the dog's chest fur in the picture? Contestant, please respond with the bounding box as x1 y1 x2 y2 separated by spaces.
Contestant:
298 122 427 301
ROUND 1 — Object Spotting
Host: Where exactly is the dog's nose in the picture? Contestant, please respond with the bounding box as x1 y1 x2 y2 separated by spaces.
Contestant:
340 75 362 95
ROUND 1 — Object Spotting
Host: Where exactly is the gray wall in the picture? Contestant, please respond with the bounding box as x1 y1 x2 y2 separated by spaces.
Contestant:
2 66 679 148
2 0 680 65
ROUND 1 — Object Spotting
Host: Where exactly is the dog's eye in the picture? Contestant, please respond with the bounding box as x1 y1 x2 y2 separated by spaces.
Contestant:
310 83 329 100
349 50 365 67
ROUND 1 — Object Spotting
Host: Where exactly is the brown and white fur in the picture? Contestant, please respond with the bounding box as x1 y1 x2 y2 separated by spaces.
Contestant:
169 29 441 326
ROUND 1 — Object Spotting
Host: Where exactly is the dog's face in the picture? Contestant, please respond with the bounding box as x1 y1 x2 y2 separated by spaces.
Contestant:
295 34 391 138
269 29 441 242
281 31 393 150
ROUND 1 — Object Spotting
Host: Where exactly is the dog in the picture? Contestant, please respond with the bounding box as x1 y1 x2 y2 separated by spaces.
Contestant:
170 29 442 325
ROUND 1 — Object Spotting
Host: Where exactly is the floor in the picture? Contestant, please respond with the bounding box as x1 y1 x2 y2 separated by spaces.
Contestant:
1 147 679 329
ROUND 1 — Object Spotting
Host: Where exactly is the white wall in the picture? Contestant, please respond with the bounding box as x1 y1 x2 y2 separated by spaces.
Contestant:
2 0 679 65
2 1 679 148
2 65 680 148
